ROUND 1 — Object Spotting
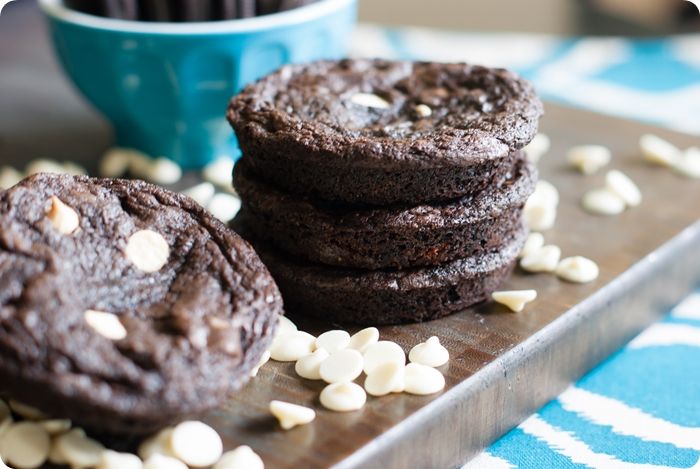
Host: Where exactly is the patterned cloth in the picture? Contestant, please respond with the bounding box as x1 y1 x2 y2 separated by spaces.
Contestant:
350 26 700 468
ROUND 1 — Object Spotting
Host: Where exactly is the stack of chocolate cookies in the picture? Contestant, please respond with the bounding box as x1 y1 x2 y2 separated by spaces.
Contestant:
228 59 542 325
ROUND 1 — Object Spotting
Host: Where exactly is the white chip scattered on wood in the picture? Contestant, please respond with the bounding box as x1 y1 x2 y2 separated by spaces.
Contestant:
605 170 641 207
278 316 298 335
673 147 700 179
96 450 144 469
47 196 80 235
214 446 264 469
520 244 561 273
294 348 330 380
142 453 188 469
48 440 68 465
269 400 316 430
408 336 449 368
362 341 406 375
581 188 626 216
639 134 682 167
54 428 105 468
207 193 241 223
350 93 390 109
84 310 127 341
556 256 600 283
182 182 216 207
319 382 367 412
25 159 68 176
524 180 559 231
170 421 222 467
319 349 364 384
0 166 24 189
364 362 405 397
100 148 146 177
524 133 551 163
146 157 182 185
40 419 71 435
9 401 46 421
347 327 379 353
202 158 235 188
403 363 446 395
269 331 316 362
128 152 156 181
250 350 271 377
125 229 170 273
315 330 351 353
138 428 176 460
0 422 50 469
492 289 537 313
567 145 611 175
519 232 545 259
415 104 432 117
531 180 560 206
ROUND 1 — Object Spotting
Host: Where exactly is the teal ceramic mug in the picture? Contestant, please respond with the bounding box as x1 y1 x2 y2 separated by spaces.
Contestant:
39 0 357 169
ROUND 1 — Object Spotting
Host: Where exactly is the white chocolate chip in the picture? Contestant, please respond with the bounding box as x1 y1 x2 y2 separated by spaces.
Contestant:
0 417 12 441
63 162 87 176
214 446 264 469
143 453 188 469
128 152 156 180
146 158 182 185
269 400 316 430
520 244 561 273
319 382 367 412
207 193 241 223
639 134 682 167
170 421 222 467
0 401 9 422
202 158 235 189
40 419 71 435
350 93 390 109
523 200 557 231
0 422 50 469
278 316 298 335
9 400 46 421
404 363 446 395
492 289 537 313
347 327 379 353
524 133 551 163
673 147 700 179
363 341 405 375
26 159 68 176
415 104 432 117
100 148 146 177
315 330 350 353
48 439 68 465
84 310 127 340
605 170 641 207
556 256 599 283
567 145 611 175
54 428 104 468
138 428 176 460
0 166 24 189
519 232 545 259
125 230 170 273
532 180 560 206
294 348 330 380
364 362 405 396
47 196 80 234
182 183 216 207
319 349 364 384
96 450 143 469
250 350 271 377
581 188 626 216
269 331 316 362
408 336 449 367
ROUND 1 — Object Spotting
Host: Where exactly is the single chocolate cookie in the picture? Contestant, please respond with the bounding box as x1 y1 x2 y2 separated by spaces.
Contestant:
227 59 543 205
0 174 282 434
234 152 535 269
235 222 526 325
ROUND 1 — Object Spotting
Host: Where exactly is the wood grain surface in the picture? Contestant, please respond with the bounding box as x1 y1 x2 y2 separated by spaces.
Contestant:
2 3 700 469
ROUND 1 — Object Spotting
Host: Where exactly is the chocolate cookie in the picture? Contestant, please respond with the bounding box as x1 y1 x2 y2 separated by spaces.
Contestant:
227 59 543 205
235 222 526 325
234 152 536 269
0 174 282 434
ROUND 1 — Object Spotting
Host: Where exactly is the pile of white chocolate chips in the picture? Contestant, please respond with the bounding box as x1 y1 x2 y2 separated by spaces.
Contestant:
0 131 696 468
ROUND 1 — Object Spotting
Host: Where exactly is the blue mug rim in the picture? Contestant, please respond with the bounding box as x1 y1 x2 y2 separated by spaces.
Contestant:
38 0 356 35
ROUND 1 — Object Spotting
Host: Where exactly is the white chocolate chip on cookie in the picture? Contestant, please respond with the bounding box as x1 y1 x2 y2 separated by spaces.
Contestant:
125 230 170 273
84 310 127 340
350 93 390 109
47 196 80 234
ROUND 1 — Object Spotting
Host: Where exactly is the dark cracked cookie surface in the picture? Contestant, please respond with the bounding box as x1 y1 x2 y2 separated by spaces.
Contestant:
0 174 282 434
227 59 543 205
234 221 526 325
234 152 536 269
